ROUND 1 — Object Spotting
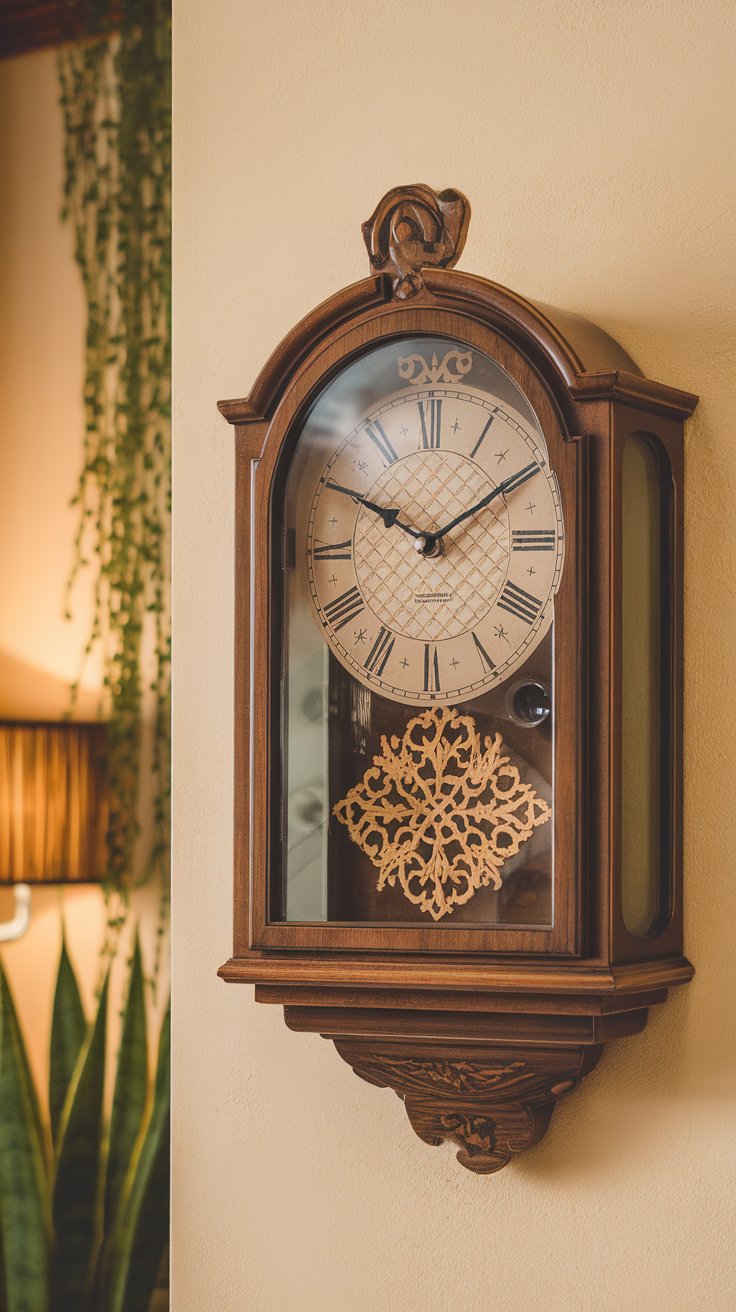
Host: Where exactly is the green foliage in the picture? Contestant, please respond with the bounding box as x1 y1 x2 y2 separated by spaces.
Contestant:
58 0 172 908
0 964 49 1312
104 938 147 1240
0 937 169 1311
51 973 109 1308
49 931 87 1147
108 1004 170 1312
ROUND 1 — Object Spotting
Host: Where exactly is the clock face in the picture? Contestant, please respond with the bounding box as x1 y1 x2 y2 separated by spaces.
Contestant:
304 348 564 705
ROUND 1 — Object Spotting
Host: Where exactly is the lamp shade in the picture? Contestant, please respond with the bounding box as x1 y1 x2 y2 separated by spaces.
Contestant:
0 722 108 884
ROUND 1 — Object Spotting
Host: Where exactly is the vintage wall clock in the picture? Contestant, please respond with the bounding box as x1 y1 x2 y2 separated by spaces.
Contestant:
218 185 697 1173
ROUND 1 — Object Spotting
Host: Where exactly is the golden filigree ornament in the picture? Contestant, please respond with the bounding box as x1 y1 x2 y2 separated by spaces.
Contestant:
333 706 551 921
397 348 473 386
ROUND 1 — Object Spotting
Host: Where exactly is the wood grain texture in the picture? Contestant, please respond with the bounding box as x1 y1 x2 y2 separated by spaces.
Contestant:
217 279 388 426
218 954 694 994
0 0 116 58
246 307 583 956
217 271 697 431
361 184 470 299
257 984 669 1015
283 1003 649 1046
332 1035 603 1173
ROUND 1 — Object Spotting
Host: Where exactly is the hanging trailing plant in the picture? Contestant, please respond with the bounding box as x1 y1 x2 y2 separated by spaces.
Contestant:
58 1 172 929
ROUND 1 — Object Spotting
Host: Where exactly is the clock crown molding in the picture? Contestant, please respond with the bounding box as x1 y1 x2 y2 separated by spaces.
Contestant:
361 184 471 299
218 290 697 436
217 184 697 428
216 272 697 432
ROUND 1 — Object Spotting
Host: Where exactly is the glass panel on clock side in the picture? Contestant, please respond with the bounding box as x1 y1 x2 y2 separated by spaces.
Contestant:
281 455 330 922
278 335 560 928
620 433 674 938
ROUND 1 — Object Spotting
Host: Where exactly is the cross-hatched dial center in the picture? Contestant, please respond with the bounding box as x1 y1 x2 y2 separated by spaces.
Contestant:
354 451 509 641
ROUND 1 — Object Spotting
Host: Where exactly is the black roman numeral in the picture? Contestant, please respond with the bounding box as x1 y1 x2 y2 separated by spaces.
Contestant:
418 399 442 449
471 632 495 673
512 530 555 552
323 586 364 632
497 581 542 625
364 627 395 677
470 414 495 458
365 420 397 466
313 538 353 561
423 643 441 693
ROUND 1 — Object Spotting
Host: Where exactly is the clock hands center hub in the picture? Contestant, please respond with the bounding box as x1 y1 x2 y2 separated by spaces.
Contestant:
414 532 444 559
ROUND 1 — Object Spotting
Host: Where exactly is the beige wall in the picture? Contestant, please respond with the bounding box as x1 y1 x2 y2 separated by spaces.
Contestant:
173 3 736 1308
0 50 102 720
0 50 168 1098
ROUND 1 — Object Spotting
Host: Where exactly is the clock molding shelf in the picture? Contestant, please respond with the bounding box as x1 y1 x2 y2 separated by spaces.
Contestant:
218 185 696 1174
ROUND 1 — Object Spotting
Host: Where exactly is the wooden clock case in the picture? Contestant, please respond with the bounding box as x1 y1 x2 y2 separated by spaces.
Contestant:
218 186 696 1173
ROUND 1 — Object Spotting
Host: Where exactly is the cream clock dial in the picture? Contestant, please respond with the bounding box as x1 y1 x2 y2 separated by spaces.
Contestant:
306 353 564 704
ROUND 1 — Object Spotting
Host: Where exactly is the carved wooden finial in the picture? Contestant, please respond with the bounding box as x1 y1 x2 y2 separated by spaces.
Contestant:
362 184 471 299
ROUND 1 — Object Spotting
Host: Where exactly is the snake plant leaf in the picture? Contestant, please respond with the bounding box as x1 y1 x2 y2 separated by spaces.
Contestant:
112 1001 170 1312
50 971 109 1312
0 961 47 1180
89 934 148 1307
0 958 50 1312
105 932 147 1233
49 929 87 1147
0 1213 8 1312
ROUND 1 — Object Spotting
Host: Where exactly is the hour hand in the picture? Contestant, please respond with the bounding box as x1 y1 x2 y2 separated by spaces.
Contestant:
325 480 422 538
434 462 540 540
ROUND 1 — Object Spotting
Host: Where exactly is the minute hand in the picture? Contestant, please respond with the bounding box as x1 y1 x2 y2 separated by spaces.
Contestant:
434 462 540 540
325 480 422 539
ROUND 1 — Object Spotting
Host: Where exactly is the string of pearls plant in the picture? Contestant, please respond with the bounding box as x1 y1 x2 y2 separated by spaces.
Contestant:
58 0 171 976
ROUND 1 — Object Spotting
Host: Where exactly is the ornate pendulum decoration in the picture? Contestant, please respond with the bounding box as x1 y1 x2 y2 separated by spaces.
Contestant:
333 707 551 920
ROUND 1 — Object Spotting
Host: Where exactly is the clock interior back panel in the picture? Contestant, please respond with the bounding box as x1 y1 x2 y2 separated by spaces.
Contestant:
324 641 553 927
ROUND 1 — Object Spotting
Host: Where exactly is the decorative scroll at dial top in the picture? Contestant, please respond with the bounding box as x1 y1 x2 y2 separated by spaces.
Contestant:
333 707 551 920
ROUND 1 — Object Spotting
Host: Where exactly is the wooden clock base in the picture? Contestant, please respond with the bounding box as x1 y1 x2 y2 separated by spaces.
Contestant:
273 994 656 1173
333 1036 603 1173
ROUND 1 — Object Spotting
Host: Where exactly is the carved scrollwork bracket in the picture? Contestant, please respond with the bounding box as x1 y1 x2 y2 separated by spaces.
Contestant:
362 185 471 300
333 1038 603 1174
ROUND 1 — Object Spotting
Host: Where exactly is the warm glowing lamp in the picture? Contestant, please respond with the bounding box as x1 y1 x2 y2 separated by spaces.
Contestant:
0 722 108 940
